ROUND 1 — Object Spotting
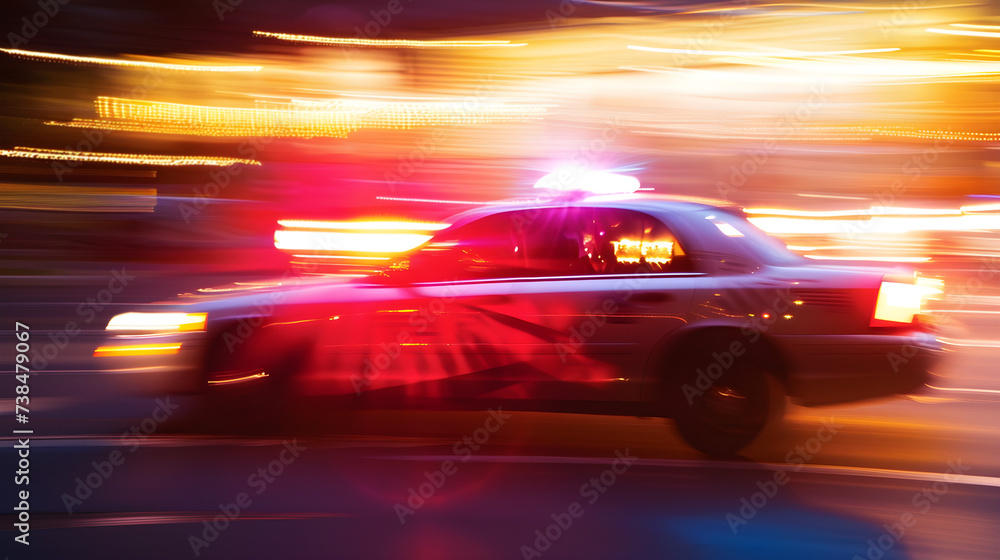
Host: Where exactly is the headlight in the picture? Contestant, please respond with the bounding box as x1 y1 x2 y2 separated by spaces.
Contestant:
106 312 207 333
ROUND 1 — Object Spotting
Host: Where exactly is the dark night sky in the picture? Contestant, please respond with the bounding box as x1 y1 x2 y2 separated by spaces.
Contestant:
0 0 676 56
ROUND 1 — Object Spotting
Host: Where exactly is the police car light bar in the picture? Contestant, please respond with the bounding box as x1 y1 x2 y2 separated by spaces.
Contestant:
533 170 641 195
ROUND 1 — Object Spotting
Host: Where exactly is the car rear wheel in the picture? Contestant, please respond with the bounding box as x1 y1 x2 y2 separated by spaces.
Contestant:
668 344 785 457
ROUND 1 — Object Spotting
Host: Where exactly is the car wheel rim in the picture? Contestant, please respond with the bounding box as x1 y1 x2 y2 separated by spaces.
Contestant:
696 382 764 435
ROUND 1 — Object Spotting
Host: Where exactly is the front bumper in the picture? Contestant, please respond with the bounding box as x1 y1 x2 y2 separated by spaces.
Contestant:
778 331 942 406
92 333 207 395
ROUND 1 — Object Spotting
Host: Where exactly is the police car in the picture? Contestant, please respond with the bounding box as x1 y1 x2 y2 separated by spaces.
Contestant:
95 172 942 456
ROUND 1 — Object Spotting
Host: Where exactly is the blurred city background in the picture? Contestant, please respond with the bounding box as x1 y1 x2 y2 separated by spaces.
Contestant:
1 1 999 559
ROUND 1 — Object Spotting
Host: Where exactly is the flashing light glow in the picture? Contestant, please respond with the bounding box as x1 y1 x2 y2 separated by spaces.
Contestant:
253 31 526 48
93 344 182 357
627 45 900 57
0 48 262 71
47 97 545 138
106 313 207 333
533 170 641 195
0 147 260 167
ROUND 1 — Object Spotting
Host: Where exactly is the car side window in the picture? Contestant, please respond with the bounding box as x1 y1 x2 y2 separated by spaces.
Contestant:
516 207 690 276
403 207 690 282
590 208 689 274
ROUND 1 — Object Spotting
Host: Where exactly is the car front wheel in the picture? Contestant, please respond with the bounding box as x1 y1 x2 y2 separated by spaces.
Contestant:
668 346 785 457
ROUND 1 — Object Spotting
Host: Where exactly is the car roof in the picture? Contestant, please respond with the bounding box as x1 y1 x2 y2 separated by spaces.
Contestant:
443 193 742 228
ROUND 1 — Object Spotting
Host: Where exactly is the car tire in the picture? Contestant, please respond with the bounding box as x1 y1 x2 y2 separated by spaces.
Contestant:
668 343 785 457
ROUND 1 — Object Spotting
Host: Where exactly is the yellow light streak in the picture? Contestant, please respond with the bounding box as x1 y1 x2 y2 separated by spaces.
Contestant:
207 372 268 385
93 344 182 357
0 147 260 167
927 27 1000 38
0 48 261 71
953 24 1000 31
0 183 156 213
46 97 545 138
679 2 964 13
628 45 900 57
253 30 525 48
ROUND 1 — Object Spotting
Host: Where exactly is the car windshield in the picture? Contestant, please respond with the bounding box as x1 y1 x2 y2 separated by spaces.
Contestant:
698 209 803 266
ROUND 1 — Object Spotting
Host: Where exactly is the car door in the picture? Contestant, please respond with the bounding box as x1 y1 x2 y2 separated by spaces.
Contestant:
405 206 700 403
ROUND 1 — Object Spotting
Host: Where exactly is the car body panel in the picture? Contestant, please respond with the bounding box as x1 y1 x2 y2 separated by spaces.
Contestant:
94 194 942 414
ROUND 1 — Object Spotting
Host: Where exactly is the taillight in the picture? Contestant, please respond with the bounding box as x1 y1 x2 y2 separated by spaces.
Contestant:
870 276 942 327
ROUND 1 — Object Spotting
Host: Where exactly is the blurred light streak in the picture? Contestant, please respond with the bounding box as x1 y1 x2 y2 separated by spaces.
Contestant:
47 97 545 138
937 339 1000 348
207 372 268 385
926 384 1000 395
750 214 1000 234
805 255 932 262
253 31 526 48
961 203 1000 212
274 231 432 253
627 45 900 56
196 282 283 293
0 183 156 212
0 48 261 71
291 254 390 260
107 312 207 332
679 3 965 13
277 220 448 231
798 194 868 200
927 27 1000 38
745 207 963 217
375 196 537 206
860 129 1000 141
0 147 260 167
953 24 1000 30
93 344 181 357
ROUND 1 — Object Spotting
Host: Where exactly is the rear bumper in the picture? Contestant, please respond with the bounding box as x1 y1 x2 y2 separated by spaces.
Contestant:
777 331 941 406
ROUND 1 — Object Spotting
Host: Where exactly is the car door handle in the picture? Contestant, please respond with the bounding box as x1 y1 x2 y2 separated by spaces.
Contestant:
629 292 674 303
